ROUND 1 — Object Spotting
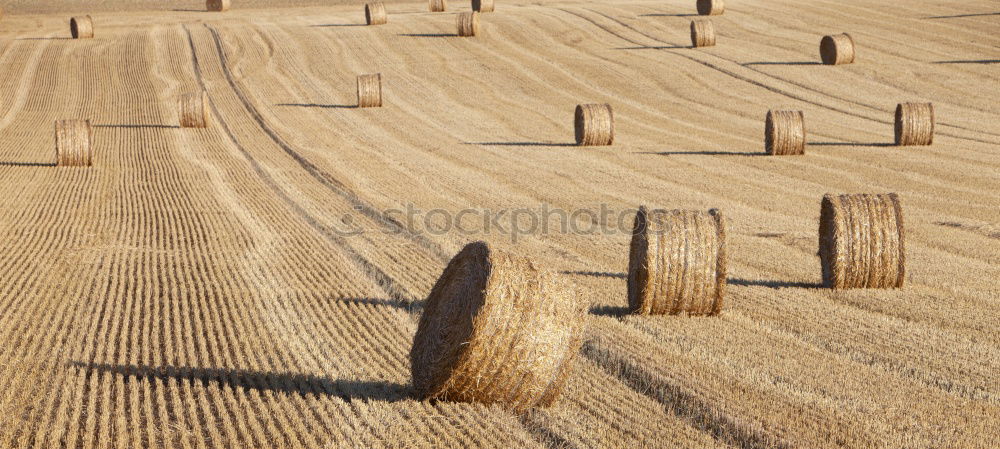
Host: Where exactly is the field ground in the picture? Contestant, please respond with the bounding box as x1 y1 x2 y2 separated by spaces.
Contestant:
0 0 997 447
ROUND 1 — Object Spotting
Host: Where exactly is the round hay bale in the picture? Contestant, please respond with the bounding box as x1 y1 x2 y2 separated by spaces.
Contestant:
820 33 855 65
70 16 93 39
690 19 716 47
894 102 934 146
764 110 806 155
410 241 587 412
457 11 479 37
819 193 905 289
627 207 727 316
178 91 210 128
472 0 495 13
365 2 387 25
207 0 231 12
357 73 383 108
574 104 614 146
55 120 93 167
429 0 447 12
696 0 724 16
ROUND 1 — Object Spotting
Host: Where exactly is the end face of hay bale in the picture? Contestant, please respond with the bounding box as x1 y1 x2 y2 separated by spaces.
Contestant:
357 74 383 108
894 103 934 146
179 92 210 128
365 3 387 25
429 0 447 12
70 16 94 39
55 119 93 167
574 104 614 146
819 193 905 289
820 33 856 65
457 11 479 37
696 0 724 15
628 208 728 316
206 0 231 12
764 110 806 155
690 19 716 47
472 0 495 12
410 241 587 412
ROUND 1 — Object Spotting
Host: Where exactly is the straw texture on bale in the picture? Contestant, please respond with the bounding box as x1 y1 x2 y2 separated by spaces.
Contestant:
472 0 494 12
696 0 724 16
365 2 387 25
207 0 231 12
574 104 614 146
628 208 727 316
819 193 905 289
457 12 479 37
410 241 587 412
429 0 447 12
764 110 806 155
178 92 210 128
690 20 716 47
820 33 855 65
55 120 93 167
894 103 934 146
357 74 383 108
70 16 93 39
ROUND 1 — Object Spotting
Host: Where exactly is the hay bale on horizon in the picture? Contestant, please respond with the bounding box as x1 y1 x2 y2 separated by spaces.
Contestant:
357 73 383 108
457 11 479 37
365 2 387 25
178 91 210 128
472 0 495 13
628 207 727 316
207 0 231 12
55 120 93 167
410 241 587 412
697 0 724 16
820 33 855 65
895 103 934 146
429 0 447 12
70 16 93 39
690 19 716 47
575 104 614 146
819 193 906 289
765 110 805 155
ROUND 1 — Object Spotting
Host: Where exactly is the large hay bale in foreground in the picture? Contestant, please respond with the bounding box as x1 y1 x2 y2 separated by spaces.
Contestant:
365 2 387 25
55 120 93 167
820 33 855 65
696 0 724 15
429 0 447 12
70 16 93 39
894 103 934 146
819 193 905 289
357 74 383 108
575 104 614 146
178 92 210 128
628 207 727 316
690 19 716 47
472 0 495 13
207 0 231 12
764 110 805 155
410 241 587 412
457 11 479 37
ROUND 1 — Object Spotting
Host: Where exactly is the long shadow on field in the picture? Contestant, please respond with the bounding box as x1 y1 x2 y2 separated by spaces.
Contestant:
0 161 56 167
742 61 821 66
334 296 424 311
729 277 822 289
16 37 72 40
399 33 458 38
932 59 1000 64
808 141 895 147
73 362 411 402
924 12 1000 19
467 141 578 147
590 305 630 317
616 45 688 50
637 150 765 156
276 103 357 109
562 270 626 280
311 24 367 27
638 13 698 17
93 124 181 129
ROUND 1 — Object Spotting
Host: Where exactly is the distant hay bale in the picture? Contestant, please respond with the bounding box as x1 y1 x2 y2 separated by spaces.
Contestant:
357 73 383 108
410 241 587 412
764 110 806 155
819 193 905 289
472 0 495 12
627 207 727 316
894 103 934 146
429 0 447 12
457 11 479 37
820 33 855 65
696 0 724 15
574 104 614 146
690 19 716 47
365 2 387 25
70 16 93 39
207 0 231 12
178 92 210 128
55 120 93 167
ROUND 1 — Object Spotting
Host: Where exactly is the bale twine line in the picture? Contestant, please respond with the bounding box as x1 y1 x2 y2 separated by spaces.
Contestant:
365 2 387 25
472 0 495 13
764 110 806 155
894 102 934 146
820 33 855 65
178 91 210 128
207 0 231 12
690 19 716 47
575 104 614 146
55 119 93 167
70 16 94 39
410 241 587 412
457 11 480 37
697 0 724 16
819 193 906 289
357 73 383 108
429 0 447 12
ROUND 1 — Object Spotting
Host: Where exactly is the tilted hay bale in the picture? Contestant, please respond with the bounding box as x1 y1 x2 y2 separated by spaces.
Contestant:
696 0 724 16
365 2 387 25
70 16 93 39
819 193 905 289
207 0 231 12
178 91 210 128
410 241 587 412
472 0 495 13
457 11 479 37
690 19 716 47
429 0 447 12
820 33 855 65
357 73 383 108
894 103 934 146
55 120 93 167
764 110 805 155
574 104 614 146
627 207 727 316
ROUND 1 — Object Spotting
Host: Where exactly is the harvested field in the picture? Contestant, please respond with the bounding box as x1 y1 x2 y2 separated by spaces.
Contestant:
0 0 997 447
